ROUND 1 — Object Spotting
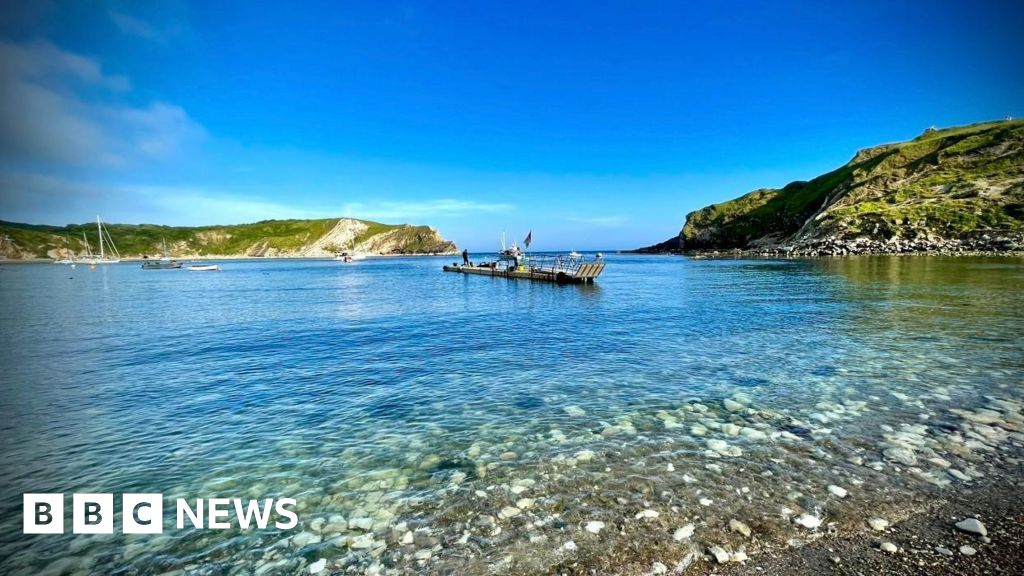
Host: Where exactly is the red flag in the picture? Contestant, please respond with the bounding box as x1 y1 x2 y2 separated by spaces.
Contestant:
523 230 532 248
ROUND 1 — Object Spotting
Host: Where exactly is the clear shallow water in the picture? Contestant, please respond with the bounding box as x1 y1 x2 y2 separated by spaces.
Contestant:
0 255 1022 575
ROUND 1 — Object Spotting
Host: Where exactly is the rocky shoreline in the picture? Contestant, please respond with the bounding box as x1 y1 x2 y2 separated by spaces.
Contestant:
745 231 1024 258
223 389 1024 576
709 462 1024 576
636 231 1024 258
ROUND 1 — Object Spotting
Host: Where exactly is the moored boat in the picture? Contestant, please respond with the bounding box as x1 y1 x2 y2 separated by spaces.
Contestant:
142 238 183 269
187 264 221 271
444 231 605 284
333 251 366 262
79 217 121 264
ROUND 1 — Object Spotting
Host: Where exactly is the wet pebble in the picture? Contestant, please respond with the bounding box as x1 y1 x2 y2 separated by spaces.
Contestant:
723 399 744 412
516 498 535 510
880 542 898 553
350 534 376 549
947 468 972 482
706 439 730 454
954 518 987 537
883 447 917 466
709 545 731 563
498 506 521 520
828 485 848 498
349 517 374 531
868 518 889 531
740 427 768 440
795 514 821 529
292 532 321 547
729 519 751 538
575 450 595 463
673 524 695 541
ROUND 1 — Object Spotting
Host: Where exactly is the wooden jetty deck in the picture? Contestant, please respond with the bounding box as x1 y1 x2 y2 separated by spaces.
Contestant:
443 261 605 284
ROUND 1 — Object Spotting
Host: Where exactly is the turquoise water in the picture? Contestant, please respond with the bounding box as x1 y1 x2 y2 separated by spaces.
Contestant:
0 255 1022 575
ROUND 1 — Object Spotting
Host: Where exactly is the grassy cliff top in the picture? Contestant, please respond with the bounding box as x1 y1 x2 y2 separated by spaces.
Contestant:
0 218 448 258
678 119 1024 250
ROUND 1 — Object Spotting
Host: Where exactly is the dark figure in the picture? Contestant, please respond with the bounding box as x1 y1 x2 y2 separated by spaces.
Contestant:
462 249 470 265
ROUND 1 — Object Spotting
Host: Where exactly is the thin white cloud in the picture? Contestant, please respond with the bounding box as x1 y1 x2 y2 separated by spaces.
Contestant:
565 215 627 227
145 187 336 224
0 39 129 91
0 177 334 225
109 10 167 42
0 77 110 166
342 199 515 221
0 39 204 167
0 174 509 227
108 102 206 160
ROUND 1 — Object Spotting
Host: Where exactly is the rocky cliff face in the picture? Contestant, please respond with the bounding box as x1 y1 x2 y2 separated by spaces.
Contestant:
350 225 456 255
0 218 458 260
641 120 1024 255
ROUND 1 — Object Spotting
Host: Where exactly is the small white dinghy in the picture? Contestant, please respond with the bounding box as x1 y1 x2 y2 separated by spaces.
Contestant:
333 251 366 262
187 264 221 271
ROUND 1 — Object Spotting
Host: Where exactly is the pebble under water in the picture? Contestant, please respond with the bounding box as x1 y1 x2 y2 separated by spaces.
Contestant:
0 254 1022 575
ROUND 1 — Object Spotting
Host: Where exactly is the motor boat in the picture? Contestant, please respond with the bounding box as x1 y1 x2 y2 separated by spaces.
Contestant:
142 238 183 269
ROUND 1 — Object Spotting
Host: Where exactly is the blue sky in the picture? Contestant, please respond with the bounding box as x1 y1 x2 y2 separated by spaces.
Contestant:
0 1 1021 250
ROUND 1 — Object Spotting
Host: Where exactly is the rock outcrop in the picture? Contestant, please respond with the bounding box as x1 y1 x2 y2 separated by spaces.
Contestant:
640 119 1024 255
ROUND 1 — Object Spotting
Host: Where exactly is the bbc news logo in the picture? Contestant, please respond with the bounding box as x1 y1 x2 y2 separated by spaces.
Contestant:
24 494 298 534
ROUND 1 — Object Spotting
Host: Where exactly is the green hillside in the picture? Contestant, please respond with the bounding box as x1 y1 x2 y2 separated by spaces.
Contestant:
646 119 1024 253
0 218 457 259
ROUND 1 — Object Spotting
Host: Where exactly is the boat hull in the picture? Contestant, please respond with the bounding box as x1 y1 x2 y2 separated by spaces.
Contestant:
443 262 604 284
142 261 183 269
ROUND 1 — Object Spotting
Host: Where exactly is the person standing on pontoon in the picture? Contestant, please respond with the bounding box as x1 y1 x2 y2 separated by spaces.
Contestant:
462 249 470 265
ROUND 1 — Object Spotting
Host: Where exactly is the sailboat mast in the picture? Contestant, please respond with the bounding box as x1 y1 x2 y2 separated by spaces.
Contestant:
97 216 104 259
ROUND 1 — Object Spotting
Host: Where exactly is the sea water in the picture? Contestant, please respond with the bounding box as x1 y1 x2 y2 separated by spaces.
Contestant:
0 255 1022 574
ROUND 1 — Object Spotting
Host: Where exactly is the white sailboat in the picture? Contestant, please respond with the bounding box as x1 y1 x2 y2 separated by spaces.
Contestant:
80 217 121 264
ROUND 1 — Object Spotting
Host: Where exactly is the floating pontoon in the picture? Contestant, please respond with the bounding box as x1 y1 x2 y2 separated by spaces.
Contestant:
444 252 605 284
